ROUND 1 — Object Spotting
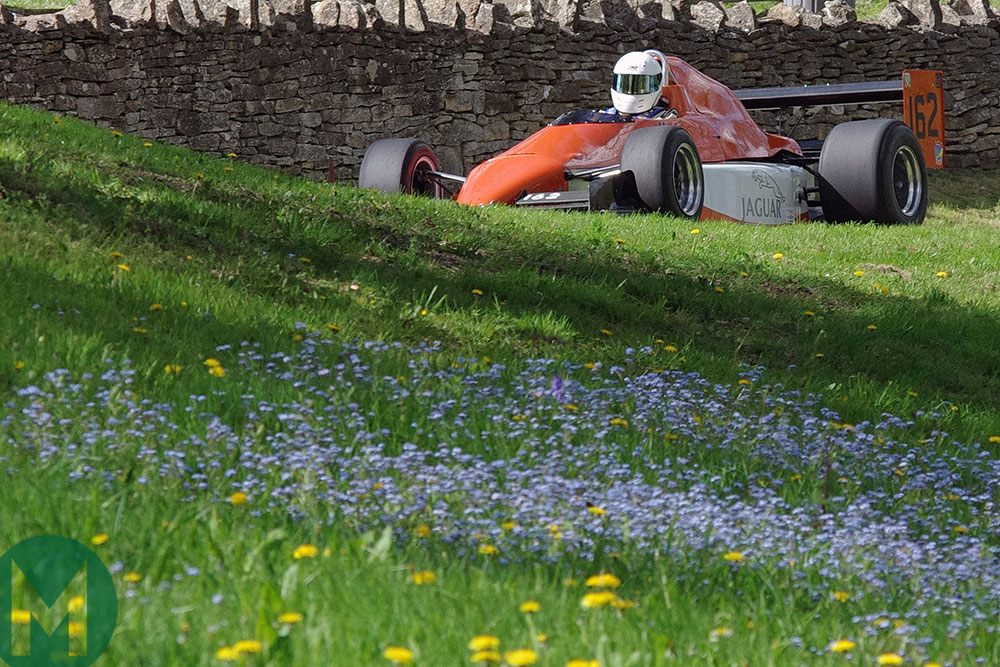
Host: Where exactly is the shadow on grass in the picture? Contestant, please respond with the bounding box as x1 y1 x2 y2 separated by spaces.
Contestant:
2 124 999 424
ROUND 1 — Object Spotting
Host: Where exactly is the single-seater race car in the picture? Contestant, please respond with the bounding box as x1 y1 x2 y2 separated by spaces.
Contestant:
358 51 945 225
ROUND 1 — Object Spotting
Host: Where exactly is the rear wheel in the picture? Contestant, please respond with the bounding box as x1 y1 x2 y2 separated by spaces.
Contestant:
818 119 927 224
358 138 443 197
620 126 704 218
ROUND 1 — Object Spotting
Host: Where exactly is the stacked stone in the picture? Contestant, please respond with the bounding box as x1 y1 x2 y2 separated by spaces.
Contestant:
0 0 996 178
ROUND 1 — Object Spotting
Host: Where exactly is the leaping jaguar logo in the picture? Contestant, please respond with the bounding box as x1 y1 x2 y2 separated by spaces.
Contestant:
751 170 786 206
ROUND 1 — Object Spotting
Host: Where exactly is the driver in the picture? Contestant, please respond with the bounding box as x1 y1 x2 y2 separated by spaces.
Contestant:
606 49 671 119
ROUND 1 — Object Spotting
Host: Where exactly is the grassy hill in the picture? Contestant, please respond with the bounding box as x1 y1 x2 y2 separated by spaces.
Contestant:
2 102 1000 665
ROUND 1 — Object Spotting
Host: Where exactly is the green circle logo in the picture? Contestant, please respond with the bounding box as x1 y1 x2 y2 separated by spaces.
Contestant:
0 536 117 666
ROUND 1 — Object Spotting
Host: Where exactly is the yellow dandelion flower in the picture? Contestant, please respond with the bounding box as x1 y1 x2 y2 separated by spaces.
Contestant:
277 611 303 624
738 378 752 385
519 600 541 613
867 324 878 330
988 436 1000 443
478 544 498 556
227 152 237 158
535 633 547 644
68 595 84 613
293 544 319 559
580 591 616 608
208 366 226 378
610 598 635 610
613 237 625 245
91 534 108 546
832 590 850 602
300 257 311 263
123 572 142 583
586 505 607 516
116 263 130 272
690 228 700 234
876 654 904 666
164 364 182 374
14 361 25 370
714 286 724 292
293 334 304 342
504 649 538 666
561 403 579 411
111 130 124 137
54 116 62 124
470 650 501 663
204 358 221 367
709 626 733 640
740 271 749 277
223 166 234 172
609 417 628 426
501 521 517 531
924 663 943 667
468 635 501 651
233 639 263 654
600 329 612 336
382 646 414 664
215 646 241 661
230 491 248 506
804 310 815 316
772 252 783 259
416 524 431 538
584 573 621 589
327 324 340 332
953 525 970 534
664 345 678 352
132 327 148 334
410 570 436 585
935 271 948 278
149 303 163 311
471 288 484 295
143 142 153 147
828 639 856 653
723 551 744 562
853 270 865 277
816 353 824 358
566 661 600 667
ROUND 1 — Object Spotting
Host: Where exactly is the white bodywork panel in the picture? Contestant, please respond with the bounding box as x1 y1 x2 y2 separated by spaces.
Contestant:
702 162 812 225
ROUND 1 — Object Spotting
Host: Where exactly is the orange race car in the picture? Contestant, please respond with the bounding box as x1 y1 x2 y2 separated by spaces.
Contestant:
358 51 944 225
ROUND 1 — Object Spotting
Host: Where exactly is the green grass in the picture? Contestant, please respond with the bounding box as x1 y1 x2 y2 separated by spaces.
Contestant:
2 102 1000 665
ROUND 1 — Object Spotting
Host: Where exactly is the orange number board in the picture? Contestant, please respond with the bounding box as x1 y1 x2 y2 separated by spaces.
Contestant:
902 69 945 169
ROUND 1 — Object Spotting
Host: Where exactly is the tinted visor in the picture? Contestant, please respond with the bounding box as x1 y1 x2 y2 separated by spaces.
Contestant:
612 73 661 95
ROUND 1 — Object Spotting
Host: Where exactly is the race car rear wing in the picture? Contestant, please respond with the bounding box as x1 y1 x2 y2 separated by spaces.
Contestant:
733 70 945 168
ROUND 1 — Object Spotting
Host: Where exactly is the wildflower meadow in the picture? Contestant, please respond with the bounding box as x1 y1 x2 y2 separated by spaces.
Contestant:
2 103 1000 665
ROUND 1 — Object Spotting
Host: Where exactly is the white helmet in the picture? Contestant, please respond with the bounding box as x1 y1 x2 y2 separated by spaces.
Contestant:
611 50 669 115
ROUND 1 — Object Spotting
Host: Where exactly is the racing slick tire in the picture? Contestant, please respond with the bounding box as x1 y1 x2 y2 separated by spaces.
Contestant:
620 126 704 219
818 119 927 225
358 138 444 198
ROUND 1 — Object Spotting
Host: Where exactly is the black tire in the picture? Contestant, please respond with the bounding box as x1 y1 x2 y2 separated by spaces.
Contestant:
619 126 704 218
358 138 443 198
818 119 927 224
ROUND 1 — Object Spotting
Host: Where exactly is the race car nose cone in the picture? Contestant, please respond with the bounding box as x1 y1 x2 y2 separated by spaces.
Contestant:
456 154 567 206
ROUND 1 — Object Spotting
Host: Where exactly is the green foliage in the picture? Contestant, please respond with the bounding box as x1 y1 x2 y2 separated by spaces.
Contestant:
2 102 1000 665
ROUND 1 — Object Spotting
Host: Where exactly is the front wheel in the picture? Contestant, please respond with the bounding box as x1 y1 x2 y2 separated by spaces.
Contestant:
358 138 443 198
818 119 927 224
620 126 704 219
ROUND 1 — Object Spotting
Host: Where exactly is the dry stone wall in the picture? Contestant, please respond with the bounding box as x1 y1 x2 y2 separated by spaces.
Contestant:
1 0 997 179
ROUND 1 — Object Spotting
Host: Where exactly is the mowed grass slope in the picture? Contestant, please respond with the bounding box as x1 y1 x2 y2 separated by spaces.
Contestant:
3 103 1000 666
2 103 999 433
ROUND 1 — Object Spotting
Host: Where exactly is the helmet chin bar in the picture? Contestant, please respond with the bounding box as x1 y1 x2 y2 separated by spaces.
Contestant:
611 88 661 115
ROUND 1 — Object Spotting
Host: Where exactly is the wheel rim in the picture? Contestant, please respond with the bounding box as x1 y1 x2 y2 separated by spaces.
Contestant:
408 155 441 197
892 145 922 218
673 143 703 217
